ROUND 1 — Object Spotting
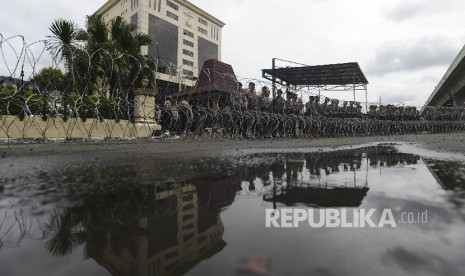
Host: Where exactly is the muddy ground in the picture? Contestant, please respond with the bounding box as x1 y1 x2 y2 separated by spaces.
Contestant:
0 132 464 187
1 132 464 159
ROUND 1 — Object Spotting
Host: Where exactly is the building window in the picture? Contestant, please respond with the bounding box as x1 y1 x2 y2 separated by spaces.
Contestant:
183 59 194 67
166 11 178 21
166 0 178 11
183 49 194 57
183 29 194 38
131 0 139 9
198 27 207 35
183 69 194 77
183 39 194 47
198 17 208 26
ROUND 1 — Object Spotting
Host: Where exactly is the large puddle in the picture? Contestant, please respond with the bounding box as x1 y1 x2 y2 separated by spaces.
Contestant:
1 145 465 276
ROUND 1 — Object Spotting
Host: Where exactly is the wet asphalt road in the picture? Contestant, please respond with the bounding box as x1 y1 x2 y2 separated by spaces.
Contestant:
1 132 465 180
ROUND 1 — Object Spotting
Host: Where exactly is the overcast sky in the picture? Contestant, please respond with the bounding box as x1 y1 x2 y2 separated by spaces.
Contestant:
1 0 465 107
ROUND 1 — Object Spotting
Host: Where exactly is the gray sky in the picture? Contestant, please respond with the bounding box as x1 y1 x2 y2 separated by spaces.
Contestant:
1 0 465 107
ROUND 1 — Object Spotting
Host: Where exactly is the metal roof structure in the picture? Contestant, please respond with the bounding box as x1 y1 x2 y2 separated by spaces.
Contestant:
262 59 369 110
262 62 368 90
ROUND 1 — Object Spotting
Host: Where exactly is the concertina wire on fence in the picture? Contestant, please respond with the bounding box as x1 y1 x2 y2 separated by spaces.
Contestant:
1 34 465 142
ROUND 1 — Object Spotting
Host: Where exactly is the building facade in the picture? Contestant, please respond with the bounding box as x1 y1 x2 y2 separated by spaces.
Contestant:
95 0 224 92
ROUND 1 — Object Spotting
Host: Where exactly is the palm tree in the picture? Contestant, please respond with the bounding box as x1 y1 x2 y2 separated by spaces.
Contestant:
84 16 152 101
107 16 151 99
47 19 83 94
47 15 153 119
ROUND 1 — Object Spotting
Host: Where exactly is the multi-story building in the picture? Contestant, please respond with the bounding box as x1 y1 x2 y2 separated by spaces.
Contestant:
95 0 225 93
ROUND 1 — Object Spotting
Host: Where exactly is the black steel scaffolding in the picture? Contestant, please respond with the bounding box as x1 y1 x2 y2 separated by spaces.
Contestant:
262 58 369 110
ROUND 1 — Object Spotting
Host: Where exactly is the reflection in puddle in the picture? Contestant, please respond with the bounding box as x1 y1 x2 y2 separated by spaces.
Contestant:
264 186 369 207
80 183 232 276
425 160 465 214
0 146 465 276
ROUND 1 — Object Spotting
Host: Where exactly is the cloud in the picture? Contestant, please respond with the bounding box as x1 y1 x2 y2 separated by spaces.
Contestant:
378 90 418 105
0 0 101 41
367 36 459 75
1 0 464 106
365 65 449 107
383 0 465 22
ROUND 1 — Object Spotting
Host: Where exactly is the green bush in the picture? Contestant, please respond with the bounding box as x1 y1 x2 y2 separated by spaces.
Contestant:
1 85 132 122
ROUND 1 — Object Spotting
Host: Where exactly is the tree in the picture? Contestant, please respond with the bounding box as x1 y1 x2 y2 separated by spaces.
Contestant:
32 67 67 94
47 19 84 94
47 16 153 100
83 15 152 99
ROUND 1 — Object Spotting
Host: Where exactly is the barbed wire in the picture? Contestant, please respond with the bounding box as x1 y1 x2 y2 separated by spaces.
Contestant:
1 34 465 142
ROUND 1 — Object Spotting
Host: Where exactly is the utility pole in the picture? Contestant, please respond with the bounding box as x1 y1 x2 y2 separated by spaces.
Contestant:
20 64 25 91
272 58 276 98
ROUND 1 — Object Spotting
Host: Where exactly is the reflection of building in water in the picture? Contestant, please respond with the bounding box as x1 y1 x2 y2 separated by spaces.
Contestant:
93 181 235 276
49 146 424 275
